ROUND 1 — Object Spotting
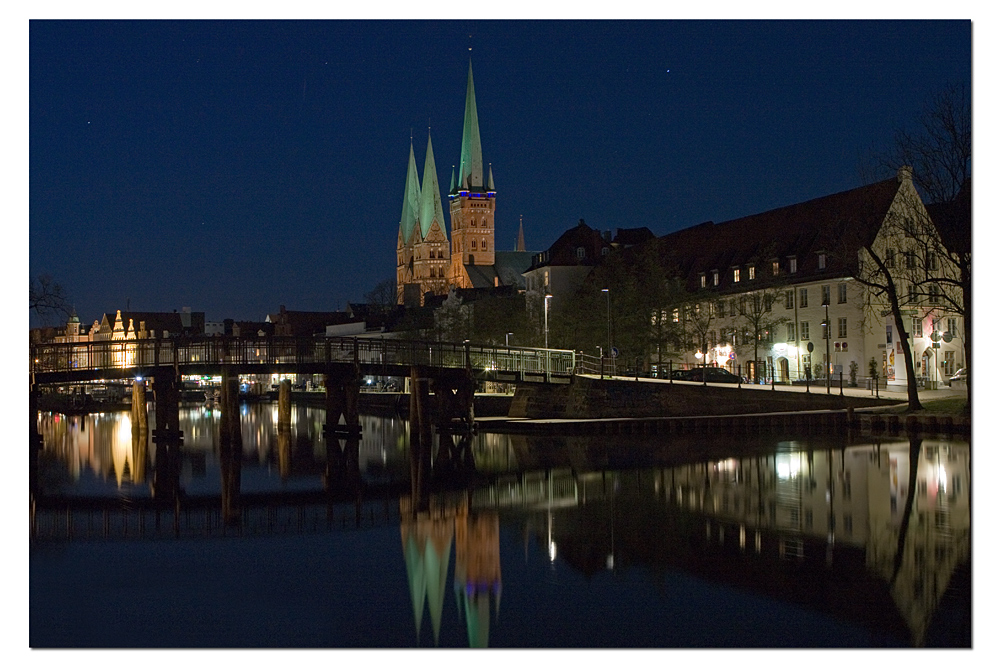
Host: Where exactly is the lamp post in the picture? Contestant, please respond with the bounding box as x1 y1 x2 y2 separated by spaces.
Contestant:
602 288 612 376
544 294 552 378
824 303 831 394
506 332 512 347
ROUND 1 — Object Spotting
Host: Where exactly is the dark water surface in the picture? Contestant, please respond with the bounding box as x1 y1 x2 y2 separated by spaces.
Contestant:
30 404 970 648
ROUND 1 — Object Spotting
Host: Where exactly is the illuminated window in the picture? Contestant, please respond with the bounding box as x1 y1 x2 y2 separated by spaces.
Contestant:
785 290 794 309
672 308 680 323
772 261 779 276
799 288 808 308
712 270 719 286
838 283 847 303
700 274 706 288
788 257 798 274
748 265 755 280
818 253 826 270
822 285 830 305
733 268 740 283
800 321 810 340
838 318 847 338
944 350 955 375
912 317 923 338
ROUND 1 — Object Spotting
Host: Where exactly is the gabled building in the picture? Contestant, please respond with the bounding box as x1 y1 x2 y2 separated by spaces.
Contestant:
659 167 965 387
523 219 614 313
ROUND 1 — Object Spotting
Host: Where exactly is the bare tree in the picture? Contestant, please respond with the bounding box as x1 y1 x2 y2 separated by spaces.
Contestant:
30 275 72 325
365 278 397 316
734 288 789 383
863 83 971 407
843 180 925 411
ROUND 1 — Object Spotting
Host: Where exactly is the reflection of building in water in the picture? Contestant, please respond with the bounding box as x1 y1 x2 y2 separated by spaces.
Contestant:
399 495 502 647
647 440 970 646
454 505 501 648
865 440 971 646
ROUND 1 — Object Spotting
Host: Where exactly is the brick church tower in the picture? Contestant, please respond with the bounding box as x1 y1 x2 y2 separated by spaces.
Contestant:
449 61 496 288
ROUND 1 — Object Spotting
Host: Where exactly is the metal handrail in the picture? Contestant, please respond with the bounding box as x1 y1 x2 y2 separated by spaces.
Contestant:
30 337 577 379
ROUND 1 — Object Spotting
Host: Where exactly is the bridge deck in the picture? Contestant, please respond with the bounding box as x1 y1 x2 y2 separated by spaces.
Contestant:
30 337 576 384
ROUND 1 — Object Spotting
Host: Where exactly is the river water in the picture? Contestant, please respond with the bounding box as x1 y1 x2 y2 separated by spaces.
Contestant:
30 403 970 648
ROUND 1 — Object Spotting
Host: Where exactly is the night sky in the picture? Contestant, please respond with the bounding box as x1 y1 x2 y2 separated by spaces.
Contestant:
28 19 971 327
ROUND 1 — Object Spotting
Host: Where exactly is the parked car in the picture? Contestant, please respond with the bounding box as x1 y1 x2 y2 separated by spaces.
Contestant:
678 367 742 384
947 368 967 386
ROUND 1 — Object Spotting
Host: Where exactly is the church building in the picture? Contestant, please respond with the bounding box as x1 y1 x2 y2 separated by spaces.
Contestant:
396 61 529 306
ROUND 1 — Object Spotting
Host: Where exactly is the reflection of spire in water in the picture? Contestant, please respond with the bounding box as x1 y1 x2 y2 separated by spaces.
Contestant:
454 506 501 648
399 496 457 647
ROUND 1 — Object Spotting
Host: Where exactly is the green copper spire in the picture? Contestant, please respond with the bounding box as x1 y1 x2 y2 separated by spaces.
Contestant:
449 165 455 193
419 132 445 239
399 141 421 243
457 60 483 191
487 163 494 191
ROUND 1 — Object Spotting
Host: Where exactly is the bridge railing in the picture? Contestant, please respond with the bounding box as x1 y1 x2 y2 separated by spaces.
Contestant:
30 337 576 378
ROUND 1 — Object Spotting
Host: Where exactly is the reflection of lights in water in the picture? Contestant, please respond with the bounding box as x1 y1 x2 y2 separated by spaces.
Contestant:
776 453 801 480
937 464 948 493
548 541 557 562
606 554 614 570
112 413 133 487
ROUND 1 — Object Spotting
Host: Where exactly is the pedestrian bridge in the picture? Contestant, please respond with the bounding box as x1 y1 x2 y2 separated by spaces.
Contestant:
29 337 576 385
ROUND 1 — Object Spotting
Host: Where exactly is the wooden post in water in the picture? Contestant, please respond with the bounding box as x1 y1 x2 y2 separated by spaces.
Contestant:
219 368 242 526
131 379 149 484
409 366 431 511
151 369 183 506
278 378 292 430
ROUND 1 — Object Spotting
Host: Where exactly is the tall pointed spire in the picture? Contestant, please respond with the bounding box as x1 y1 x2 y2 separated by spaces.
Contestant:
399 140 421 243
449 165 455 193
516 215 525 252
458 60 483 190
487 163 494 191
419 132 445 239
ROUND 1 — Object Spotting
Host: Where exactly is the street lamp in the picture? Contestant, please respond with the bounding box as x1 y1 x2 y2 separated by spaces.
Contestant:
544 294 552 377
602 288 612 376
824 303 831 394
506 332 513 347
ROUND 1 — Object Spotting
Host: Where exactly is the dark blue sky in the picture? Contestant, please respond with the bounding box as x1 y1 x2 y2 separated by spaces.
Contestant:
28 20 971 326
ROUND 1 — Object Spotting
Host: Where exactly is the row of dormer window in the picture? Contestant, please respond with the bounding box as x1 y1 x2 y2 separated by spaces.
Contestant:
699 253 828 288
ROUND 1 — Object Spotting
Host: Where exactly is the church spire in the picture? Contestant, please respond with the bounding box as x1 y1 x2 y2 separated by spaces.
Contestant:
419 132 445 239
399 140 421 243
487 163 494 191
516 215 525 252
457 60 483 191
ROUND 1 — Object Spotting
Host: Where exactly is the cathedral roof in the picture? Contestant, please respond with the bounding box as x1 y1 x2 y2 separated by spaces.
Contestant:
418 133 446 240
399 140 421 244
456 60 484 192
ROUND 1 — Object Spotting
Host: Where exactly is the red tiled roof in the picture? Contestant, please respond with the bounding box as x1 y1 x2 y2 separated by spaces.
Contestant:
658 177 902 292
